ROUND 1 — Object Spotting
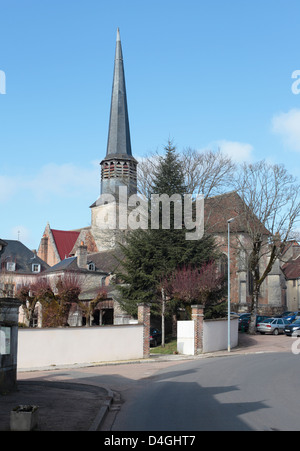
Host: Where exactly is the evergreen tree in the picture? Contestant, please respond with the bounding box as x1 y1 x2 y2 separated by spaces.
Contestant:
117 141 220 317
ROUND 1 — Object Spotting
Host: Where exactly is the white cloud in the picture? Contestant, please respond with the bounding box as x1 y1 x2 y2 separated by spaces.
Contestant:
272 108 300 152
0 162 99 204
212 140 254 163
25 163 99 202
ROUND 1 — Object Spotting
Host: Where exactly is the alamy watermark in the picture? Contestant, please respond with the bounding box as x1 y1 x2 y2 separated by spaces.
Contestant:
0 70 6 94
291 70 300 95
95 186 204 241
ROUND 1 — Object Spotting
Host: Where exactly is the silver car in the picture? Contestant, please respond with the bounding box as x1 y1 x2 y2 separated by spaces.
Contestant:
257 317 290 335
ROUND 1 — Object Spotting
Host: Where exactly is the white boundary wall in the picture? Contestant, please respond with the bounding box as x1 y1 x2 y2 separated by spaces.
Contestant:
203 318 238 353
177 321 194 355
177 317 239 355
17 325 144 370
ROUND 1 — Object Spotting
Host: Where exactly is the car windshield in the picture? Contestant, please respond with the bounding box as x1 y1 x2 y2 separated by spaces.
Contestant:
291 319 300 325
262 319 273 323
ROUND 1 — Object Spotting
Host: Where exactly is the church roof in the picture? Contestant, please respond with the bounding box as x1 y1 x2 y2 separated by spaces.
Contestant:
204 191 270 235
104 28 133 161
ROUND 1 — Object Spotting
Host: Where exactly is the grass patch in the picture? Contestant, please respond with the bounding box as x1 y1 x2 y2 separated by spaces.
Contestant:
150 337 177 355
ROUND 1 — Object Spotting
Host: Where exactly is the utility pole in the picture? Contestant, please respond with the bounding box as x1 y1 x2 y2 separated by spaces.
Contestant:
161 288 165 347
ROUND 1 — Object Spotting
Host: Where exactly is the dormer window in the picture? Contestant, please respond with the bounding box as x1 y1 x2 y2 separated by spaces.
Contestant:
6 262 16 272
88 262 95 271
32 263 41 273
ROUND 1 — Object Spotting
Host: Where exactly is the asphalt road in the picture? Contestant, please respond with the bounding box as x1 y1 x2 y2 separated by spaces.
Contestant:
109 352 300 431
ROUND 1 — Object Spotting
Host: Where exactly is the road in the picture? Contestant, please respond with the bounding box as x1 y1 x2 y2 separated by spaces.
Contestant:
107 352 300 431
17 345 300 431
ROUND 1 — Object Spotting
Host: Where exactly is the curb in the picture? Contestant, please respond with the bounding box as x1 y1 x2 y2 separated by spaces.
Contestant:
88 389 119 431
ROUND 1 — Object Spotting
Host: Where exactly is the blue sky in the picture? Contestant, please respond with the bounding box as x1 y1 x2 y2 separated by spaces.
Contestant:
0 0 300 250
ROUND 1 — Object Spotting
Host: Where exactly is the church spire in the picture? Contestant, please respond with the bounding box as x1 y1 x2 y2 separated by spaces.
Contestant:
100 29 137 198
106 27 132 158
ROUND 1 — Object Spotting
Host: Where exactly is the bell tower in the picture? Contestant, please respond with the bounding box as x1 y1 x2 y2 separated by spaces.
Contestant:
101 28 137 199
91 29 138 250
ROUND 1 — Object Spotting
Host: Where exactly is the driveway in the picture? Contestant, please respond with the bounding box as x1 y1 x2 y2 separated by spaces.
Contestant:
231 332 298 356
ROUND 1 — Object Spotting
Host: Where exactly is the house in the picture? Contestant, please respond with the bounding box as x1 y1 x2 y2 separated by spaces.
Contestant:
0 239 49 296
43 242 127 326
0 239 49 325
38 223 98 267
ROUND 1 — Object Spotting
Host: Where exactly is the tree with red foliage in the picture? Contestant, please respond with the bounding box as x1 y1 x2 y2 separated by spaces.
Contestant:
161 261 225 311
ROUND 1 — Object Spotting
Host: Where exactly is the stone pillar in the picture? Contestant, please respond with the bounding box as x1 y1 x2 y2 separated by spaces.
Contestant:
0 298 21 393
191 304 204 355
138 303 150 358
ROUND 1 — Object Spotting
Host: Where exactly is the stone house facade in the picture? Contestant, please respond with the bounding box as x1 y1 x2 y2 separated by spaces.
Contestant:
0 239 50 326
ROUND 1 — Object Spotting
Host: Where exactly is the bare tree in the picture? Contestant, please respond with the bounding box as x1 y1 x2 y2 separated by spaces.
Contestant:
16 277 54 327
234 160 300 334
181 147 235 198
137 147 235 199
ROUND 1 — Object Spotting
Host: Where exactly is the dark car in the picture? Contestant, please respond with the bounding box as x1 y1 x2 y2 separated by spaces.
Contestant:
150 328 162 347
284 319 300 337
276 311 294 318
238 314 250 331
239 314 270 332
275 311 300 322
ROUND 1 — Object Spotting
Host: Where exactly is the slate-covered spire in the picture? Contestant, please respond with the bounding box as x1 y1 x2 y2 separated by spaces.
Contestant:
106 28 132 158
100 29 137 198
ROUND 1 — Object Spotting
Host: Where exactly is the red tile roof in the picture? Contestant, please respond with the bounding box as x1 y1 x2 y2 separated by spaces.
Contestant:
51 229 80 261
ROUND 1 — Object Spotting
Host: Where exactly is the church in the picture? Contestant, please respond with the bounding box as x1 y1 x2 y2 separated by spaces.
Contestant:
36 29 291 324
37 29 138 325
38 29 136 265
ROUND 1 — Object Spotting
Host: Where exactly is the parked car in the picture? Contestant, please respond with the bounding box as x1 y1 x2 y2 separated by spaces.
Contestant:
287 312 300 322
276 311 294 318
238 314 270 332
275 311 300 322
150 328 162 347
257 318 290 335
284 319 300 337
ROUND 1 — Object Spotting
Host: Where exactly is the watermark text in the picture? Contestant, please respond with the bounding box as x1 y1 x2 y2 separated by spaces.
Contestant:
291 70 300 95
95 187 204 241
0 70 6 94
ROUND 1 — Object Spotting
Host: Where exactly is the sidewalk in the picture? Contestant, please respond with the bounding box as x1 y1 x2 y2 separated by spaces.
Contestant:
0 333 294 431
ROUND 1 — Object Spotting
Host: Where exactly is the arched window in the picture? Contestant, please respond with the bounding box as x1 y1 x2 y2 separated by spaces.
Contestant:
218 254 228 278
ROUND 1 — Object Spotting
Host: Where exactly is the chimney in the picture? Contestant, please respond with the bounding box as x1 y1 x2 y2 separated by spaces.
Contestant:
39 234 48 264
76 241 88 269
